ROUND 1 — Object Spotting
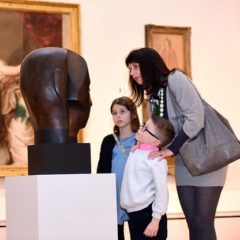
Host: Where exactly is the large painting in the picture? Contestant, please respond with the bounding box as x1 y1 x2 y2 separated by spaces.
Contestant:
145 24 191 77
0 0 80 176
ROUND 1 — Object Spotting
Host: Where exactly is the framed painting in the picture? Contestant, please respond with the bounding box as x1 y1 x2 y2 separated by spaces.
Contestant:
145 25 191 175
0 0 80 177
145 24 191 77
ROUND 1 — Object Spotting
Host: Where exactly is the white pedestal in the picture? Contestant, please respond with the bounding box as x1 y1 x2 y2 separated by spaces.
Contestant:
5 174 117 240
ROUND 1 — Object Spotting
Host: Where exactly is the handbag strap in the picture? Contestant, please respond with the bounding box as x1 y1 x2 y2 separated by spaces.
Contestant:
168 72 239 140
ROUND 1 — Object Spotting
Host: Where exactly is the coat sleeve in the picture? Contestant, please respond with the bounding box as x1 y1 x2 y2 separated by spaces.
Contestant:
97 134 115 173
168 71 204 138
151 159 168 219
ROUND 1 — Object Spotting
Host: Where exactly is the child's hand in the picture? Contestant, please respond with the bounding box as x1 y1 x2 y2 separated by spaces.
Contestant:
143 217 160 237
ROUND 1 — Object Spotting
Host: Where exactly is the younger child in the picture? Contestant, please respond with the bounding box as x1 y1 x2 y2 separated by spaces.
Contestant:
120 115 175 240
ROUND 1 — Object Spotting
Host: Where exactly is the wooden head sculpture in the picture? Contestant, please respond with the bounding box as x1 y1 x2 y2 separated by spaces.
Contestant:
20 47 92 144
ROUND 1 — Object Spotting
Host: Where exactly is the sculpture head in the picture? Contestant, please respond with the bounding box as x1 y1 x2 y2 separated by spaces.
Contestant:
20 47 92 143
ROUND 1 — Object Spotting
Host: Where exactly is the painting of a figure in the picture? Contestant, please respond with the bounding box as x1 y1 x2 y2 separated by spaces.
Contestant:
0 9 62 165
145 25 191 77
159 37 178 70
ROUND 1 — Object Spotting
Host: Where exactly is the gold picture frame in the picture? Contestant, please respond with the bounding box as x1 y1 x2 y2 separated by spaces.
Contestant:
0 0 80 52
145 25 192 175
0 0 80 177
145 24 191 77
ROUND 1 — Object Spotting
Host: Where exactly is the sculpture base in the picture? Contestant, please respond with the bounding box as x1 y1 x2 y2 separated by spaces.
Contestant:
5 174 117 240
28 143 91 175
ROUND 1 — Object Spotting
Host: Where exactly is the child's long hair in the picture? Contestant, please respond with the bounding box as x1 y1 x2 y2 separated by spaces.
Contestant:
110 96 140 136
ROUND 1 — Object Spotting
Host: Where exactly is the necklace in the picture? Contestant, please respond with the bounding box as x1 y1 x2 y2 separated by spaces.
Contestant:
113 134 126 155
150 88 164 117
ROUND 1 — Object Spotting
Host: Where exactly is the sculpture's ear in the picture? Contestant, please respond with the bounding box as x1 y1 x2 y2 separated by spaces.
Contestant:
66 50 91 105
53 68 68 101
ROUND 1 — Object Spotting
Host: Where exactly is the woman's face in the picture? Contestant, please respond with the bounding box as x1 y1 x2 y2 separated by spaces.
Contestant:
128 62 143 85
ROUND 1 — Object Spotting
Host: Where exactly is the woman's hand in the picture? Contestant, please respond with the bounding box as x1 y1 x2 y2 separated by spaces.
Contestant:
148 148 174 160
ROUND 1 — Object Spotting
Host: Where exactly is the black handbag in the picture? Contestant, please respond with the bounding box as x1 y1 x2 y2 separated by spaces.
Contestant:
179 99 240 176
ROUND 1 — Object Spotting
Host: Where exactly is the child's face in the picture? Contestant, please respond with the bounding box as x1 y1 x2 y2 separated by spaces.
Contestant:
136 118 160 145
111 104 131 129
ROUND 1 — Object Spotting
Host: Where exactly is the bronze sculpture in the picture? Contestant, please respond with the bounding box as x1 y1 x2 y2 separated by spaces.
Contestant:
20 47 92 144
19 47 92 174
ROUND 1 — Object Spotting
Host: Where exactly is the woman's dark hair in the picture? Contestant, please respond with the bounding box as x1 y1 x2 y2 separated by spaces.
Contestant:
126 47 173 106
110 96 140 136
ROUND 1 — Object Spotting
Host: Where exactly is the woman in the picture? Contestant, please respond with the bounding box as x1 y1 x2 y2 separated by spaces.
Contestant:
125 47 227 240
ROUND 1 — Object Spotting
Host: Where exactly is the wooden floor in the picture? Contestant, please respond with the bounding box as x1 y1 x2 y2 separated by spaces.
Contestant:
123 216 240 240
1 217 240 240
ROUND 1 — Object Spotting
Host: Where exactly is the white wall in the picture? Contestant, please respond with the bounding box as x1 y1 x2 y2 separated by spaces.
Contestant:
60 0 240 172
40 0 240 217
1 0 240 219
